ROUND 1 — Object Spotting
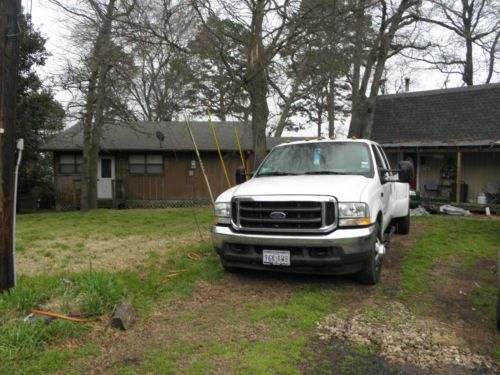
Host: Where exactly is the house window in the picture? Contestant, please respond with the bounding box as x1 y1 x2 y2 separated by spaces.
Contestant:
129 154 163 175
59 154 82 174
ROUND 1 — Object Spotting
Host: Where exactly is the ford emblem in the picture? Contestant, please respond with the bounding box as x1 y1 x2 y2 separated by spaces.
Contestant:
270 211 286 219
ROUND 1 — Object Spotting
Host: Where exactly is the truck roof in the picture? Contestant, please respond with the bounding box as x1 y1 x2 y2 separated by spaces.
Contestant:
274 138 378 148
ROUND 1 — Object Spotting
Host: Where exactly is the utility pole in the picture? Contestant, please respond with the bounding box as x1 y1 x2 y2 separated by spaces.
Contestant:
0 0 21 293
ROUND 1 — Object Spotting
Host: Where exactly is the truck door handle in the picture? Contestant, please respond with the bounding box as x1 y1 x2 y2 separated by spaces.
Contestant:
381 192 384 197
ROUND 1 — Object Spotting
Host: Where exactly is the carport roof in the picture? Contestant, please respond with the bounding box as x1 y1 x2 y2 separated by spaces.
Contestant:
42 121 292 152
372 83 500 146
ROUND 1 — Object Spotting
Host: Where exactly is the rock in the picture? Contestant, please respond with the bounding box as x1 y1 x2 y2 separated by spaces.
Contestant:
111 303 136 330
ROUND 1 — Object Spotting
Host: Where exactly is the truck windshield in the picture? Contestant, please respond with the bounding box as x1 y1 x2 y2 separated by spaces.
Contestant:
256 142 374 177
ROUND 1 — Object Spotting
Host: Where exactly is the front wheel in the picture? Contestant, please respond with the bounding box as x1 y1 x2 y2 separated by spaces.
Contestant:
357 223 383 285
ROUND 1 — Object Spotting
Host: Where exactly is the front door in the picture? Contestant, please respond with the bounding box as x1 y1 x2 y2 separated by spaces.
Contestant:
97 156 115 199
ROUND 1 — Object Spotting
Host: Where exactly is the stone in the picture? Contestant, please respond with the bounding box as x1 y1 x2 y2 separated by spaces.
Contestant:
112 303 136 330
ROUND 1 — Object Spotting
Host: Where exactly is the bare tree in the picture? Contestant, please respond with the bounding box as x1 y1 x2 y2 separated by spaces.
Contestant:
348 0 421 139
50 0 136 210
191 0 305 166
273 0 353 137
118 0 199 121
417 0 500 86
188 16 250 121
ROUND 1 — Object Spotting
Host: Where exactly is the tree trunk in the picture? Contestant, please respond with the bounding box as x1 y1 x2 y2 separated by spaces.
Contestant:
246 0 268 168
486 31 500 83
327 78 335 137
274 58 307 137
80 0 115 211
349 0 415 138
317 105 323 137
81 68 98 211
464 36 474 86
462 1 474 86
249 80 269 169
348 0 365 138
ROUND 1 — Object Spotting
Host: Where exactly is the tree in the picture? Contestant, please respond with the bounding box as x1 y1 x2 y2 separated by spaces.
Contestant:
188 16 250 121
192 0 304 166
119 0 199 122
274 0 353 137
417 0 500 86
49 0 136 211
16 13 65 202
348 0 421 139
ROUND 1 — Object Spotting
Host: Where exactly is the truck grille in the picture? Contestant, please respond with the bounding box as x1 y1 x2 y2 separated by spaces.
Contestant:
231 196 336 233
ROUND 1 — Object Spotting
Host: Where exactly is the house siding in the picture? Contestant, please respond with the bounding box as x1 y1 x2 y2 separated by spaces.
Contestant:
53 151 248 209
118 152 243 201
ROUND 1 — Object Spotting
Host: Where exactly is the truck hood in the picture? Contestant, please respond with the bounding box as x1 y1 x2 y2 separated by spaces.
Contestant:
224 175 372 202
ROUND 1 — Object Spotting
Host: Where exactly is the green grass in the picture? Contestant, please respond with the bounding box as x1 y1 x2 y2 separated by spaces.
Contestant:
400 216 500 302
398 216 500 357
0 209 215 374
16 209 212 245
2 211 499 374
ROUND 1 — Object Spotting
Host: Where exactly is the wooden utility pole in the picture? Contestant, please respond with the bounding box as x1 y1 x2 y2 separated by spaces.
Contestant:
0 0 21 293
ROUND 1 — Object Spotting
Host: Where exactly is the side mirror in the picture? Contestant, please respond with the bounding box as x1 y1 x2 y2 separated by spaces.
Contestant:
398 161 414 184
235 167 248 185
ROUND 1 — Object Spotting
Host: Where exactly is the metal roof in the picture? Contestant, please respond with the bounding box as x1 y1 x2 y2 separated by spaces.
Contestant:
381 140 500 149
372 83 500 146
42 121 292 152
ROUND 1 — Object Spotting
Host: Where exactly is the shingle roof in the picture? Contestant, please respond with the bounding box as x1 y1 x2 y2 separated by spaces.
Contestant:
42 121 291 152
372 83 500 145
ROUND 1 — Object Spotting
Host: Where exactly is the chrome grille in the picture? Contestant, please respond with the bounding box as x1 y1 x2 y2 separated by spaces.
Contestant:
232 196 336 233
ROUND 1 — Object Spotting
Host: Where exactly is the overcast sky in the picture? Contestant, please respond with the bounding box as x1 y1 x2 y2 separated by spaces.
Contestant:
27 0 482 136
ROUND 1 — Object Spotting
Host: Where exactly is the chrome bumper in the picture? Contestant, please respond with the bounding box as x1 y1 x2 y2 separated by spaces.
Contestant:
211 224 377 275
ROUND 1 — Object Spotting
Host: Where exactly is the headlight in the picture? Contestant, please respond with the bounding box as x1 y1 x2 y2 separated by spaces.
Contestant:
214 202 231 224
338 202 371 227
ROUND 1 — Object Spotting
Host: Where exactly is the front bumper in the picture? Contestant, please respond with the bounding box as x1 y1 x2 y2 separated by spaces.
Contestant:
211 224 377 275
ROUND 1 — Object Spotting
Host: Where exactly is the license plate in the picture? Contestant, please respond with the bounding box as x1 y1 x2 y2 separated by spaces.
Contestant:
263 250 291 266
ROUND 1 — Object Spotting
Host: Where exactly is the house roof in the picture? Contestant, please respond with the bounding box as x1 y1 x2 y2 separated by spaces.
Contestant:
372 83 500 147
42 121 292 152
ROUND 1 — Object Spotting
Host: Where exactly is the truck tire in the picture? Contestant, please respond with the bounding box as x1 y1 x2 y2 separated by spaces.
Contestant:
357 223 382 285
395 212 410 235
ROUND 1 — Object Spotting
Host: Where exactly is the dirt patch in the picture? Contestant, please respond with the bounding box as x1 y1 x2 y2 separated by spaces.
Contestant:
17 233 200 276
425 257 498 351
82 273 295 373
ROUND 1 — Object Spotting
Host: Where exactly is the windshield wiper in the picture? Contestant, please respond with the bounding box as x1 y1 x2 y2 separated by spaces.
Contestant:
257 172 297 177
303 171 343 175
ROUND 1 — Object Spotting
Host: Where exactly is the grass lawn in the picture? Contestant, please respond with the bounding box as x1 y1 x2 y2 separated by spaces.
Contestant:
0 210 499 374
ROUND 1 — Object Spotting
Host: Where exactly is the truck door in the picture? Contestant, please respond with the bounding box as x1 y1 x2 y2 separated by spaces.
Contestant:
371 145 392 232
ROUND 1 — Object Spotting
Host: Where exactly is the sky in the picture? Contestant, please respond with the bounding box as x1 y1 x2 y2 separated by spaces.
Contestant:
27 0 487 137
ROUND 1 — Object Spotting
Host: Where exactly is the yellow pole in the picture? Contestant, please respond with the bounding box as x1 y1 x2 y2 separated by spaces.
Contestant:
208 110 232 188
234 127 248 181
184 116 215 205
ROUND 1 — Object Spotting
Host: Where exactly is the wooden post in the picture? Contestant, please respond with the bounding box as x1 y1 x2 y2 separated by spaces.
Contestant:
0 0 21 293
456 151 462 204
416 149 421 192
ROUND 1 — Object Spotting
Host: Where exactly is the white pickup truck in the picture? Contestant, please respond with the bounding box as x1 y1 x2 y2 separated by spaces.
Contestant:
211 138 412 284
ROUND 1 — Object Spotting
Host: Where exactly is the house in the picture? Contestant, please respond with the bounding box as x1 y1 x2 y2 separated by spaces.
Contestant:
372 83 500 205
42 121 290 210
